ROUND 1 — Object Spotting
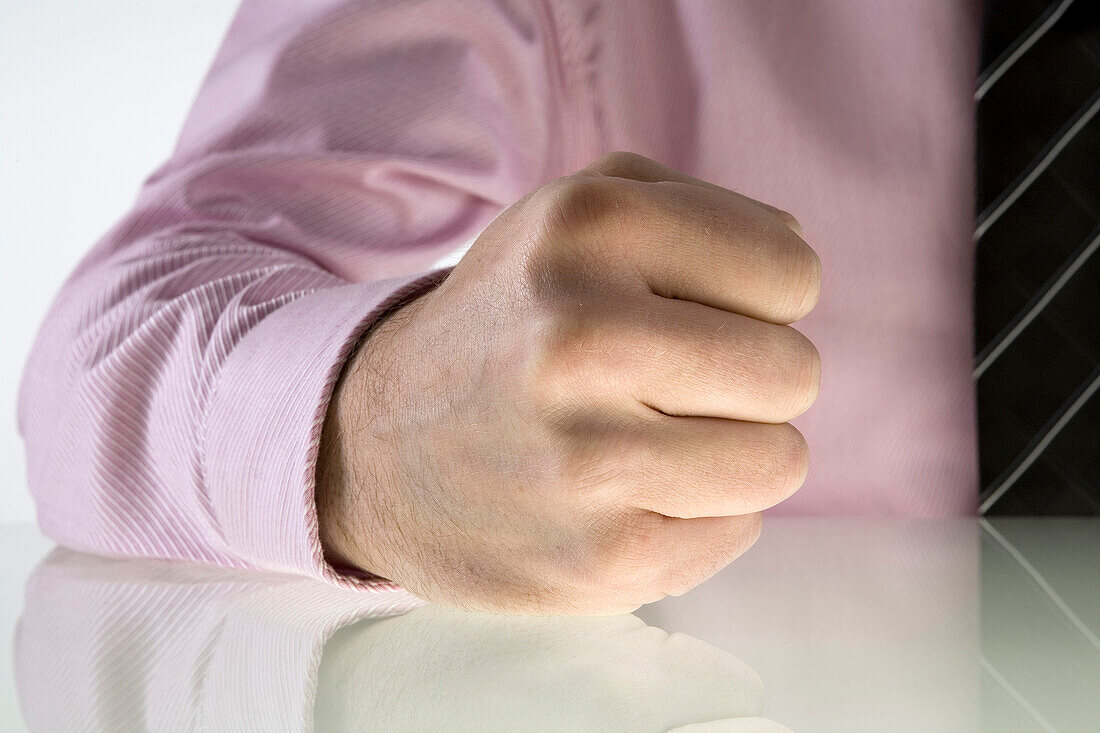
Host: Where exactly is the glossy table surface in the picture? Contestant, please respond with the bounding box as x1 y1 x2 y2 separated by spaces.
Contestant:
1 518 1097 732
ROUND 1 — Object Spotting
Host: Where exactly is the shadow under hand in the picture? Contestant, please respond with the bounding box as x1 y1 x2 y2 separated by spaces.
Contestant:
15 548 787 732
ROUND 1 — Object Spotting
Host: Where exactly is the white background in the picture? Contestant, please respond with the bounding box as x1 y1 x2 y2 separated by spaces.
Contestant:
1 2 240 522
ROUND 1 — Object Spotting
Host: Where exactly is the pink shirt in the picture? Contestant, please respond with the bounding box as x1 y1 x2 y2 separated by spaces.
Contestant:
18 0 982 592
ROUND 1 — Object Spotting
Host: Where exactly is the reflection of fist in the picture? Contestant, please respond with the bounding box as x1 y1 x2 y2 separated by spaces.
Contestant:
318 152 822 614
316 604 791 732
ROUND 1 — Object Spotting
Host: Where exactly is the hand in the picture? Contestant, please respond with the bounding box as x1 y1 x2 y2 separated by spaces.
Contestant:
317 152 821 614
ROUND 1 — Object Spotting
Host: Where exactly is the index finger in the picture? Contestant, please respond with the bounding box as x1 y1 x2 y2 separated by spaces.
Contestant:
582 151 806 237
577 153 821 324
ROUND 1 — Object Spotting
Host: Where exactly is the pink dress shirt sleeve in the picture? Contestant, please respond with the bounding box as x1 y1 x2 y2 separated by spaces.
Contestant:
17 0 555 590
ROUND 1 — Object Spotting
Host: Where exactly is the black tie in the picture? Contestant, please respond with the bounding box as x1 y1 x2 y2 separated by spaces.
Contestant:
975 0 1100 514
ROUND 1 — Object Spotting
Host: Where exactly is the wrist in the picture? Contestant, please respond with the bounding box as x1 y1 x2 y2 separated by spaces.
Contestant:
315 289 435 577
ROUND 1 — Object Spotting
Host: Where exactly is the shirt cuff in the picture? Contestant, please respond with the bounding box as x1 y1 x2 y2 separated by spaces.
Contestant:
204 267 451 595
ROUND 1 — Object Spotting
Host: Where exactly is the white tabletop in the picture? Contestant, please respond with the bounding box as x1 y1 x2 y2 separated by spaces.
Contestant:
2 517 1097 731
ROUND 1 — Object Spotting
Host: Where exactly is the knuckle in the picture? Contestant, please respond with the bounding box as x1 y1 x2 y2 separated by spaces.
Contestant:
534 175 626 245
529 306 597 388
586 150 651 177
524 302 636 415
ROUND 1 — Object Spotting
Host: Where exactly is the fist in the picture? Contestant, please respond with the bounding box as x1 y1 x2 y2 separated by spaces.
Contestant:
317 152 821 614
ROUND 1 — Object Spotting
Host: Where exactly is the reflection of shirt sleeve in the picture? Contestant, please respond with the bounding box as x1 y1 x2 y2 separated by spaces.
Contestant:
17 0 554 589
14 548 416 732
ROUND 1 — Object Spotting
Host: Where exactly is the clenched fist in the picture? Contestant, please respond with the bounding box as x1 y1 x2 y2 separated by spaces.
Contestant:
317 152 821 614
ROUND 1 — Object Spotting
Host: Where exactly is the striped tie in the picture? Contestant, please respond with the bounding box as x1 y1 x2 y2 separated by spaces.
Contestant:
975 0 1100 514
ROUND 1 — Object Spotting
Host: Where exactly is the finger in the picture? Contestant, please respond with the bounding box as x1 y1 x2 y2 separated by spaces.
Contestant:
627 179 820 324
653 511 764 594
552 173 821 324
592 295 820 423
620 417 809 519
582 151 805 237
636 298 820 424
